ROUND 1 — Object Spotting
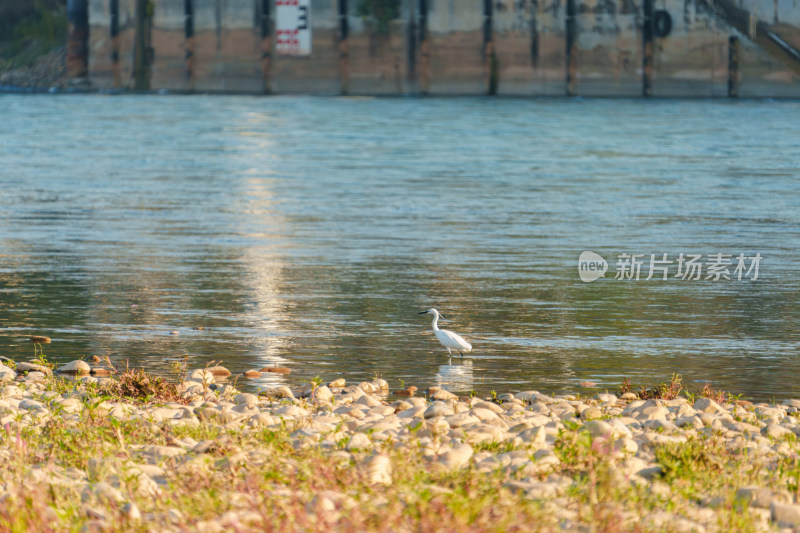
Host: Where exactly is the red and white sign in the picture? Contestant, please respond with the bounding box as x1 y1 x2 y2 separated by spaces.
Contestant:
276 0 311 56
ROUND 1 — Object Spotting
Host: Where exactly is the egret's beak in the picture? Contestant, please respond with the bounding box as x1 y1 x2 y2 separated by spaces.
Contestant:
419 311 428 314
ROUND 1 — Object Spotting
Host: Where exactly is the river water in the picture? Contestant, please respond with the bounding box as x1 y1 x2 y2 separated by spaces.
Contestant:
1 94 799 400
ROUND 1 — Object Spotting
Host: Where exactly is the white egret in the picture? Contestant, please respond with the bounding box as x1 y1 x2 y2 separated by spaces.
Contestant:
419 308 472 358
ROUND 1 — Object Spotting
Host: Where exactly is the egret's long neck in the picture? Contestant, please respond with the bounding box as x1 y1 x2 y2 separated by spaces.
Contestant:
431 313 440 331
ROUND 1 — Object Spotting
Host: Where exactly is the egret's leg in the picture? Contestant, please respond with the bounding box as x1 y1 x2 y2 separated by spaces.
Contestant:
446 348 452 356
459 351 463 358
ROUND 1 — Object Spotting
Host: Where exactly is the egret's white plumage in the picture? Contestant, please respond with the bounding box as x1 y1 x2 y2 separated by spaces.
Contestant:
420 308 472 357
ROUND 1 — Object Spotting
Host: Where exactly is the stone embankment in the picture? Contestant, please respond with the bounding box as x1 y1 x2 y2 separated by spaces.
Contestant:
0 47 67 90
0 356 799 531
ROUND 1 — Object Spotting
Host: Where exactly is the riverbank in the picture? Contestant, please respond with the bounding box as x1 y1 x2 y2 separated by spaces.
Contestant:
0 0 67 90
0 46 66 90
0 357 799 531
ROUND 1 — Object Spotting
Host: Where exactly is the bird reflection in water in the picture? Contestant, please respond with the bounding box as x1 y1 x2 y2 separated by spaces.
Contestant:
435 360 473 393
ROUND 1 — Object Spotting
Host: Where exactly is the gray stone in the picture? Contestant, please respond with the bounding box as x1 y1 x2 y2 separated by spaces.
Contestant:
583 420 613 438
694 398 725 415
0 365 16 383
16 362 52 376
637 465 664 480
429 389 458 402
312 386 333 405
762 423 793 439
346 433 371 451
187 369 214 385
122 502 141 521
19 399 44 410
82 482 124 504
437 444 473 469
424 402 453 419
362 453 392 485
261 386 294 400
771 502 800 527
580 407 602 421
233 393 258 406
206 365 231 377
57 360 91 375
736 487 792 509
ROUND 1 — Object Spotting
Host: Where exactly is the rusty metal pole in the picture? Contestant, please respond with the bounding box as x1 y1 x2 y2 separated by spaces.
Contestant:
66 0 89 79
565 0 576 95
642 0 654 96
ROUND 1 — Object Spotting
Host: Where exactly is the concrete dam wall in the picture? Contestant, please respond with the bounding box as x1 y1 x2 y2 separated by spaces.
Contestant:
81 0 800 96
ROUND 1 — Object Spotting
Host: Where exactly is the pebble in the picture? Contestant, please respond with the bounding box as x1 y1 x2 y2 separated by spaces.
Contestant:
0 365 16 383
771 502 800 527
57 360 91 375
206 366 231 377
122 502 142 521
234 393 258 407
312 386 333 405
694 398 725 415
24 371 48 383
17 362 53 376
424 402 453 419
580 406 602 421
261 367 291 374
346 433 371 450
762 423 793 439
1 357 800 531
429 388 458 402
736 487 792 509
362 454 392 485
437 444 473 469
82 482 124 504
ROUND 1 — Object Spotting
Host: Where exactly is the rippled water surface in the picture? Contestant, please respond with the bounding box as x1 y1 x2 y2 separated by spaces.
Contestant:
1 95 799 399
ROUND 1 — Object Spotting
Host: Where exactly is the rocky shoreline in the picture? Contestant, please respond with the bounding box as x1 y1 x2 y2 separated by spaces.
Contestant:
0 356 799 531
0 47 67 91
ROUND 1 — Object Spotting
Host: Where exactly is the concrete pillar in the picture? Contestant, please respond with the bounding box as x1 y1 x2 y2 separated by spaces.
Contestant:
642 0 654 96
418 0 429 94
67 0 89 78
184 0 195 86
565 0 576 95
728 35 740 97
259 0 271 93
338 0 349 94
483 0 496 95
133 0 152 90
